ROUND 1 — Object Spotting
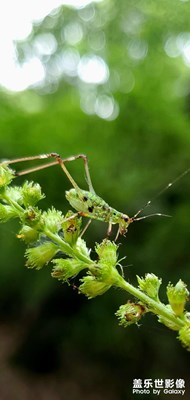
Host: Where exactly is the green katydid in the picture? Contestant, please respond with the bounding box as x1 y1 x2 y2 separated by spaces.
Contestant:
1 153 188 240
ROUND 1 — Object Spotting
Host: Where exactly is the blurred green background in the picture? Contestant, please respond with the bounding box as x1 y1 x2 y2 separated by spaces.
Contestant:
0 0 190 399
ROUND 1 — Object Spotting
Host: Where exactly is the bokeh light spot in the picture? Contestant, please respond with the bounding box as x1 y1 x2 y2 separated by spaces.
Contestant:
88 31 106 51
63 22 83 45
78 4 95 21
78 55 109 84
80 91 97 115
119 70 135 94
128 39 148 61
61 48 80 77
33 33 57 56
95 94 119 120
0 57 45 92
164 36 181 58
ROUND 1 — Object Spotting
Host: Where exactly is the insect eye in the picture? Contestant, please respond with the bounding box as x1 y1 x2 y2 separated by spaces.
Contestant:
123 215 129 222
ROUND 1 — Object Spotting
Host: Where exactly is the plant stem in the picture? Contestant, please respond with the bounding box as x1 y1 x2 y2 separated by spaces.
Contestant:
44 229 94 265
3 193 24 214
117 276 184 329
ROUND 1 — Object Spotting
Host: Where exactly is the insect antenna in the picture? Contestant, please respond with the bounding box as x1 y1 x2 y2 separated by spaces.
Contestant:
132 166 190 221
133 212 171 222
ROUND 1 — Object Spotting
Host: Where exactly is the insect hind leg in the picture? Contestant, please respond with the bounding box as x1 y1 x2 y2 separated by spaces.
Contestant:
2 152 95 193
52 153 95 194
1 155 59 178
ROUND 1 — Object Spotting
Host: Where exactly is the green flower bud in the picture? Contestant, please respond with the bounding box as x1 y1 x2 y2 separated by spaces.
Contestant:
95 239 118 265
0 164 15 189
52 258 88 281
42 208 63 233
62 211 81 245
116 302 147 327
94 240 120 285
23 206 42 227
178 325 190 350
5 186 23 204
17 225 39 243
79 274 111 299
0 203 17 222
137 273 162 300
97 260 121 285
185 312 190 323
75 237 91 259
167 280 189 316
22 181 45 206
25 241 58 269
158 305 180 331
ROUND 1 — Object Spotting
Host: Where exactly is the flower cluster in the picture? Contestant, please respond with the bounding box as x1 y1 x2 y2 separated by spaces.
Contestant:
0 163 189 350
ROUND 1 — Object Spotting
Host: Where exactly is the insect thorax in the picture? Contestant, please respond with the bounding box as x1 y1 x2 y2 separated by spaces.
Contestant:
65 188 122 223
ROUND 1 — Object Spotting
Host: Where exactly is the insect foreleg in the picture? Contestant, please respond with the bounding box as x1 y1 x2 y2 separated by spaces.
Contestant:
107 223 121 242
80 220 92 237
107 221 113 237
115 227 120 242
63 212 80 222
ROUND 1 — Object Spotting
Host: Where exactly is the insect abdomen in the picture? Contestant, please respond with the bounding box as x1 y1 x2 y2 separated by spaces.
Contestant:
65 188 120 223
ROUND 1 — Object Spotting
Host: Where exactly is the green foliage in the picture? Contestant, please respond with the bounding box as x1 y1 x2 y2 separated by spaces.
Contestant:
0 163 189 350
